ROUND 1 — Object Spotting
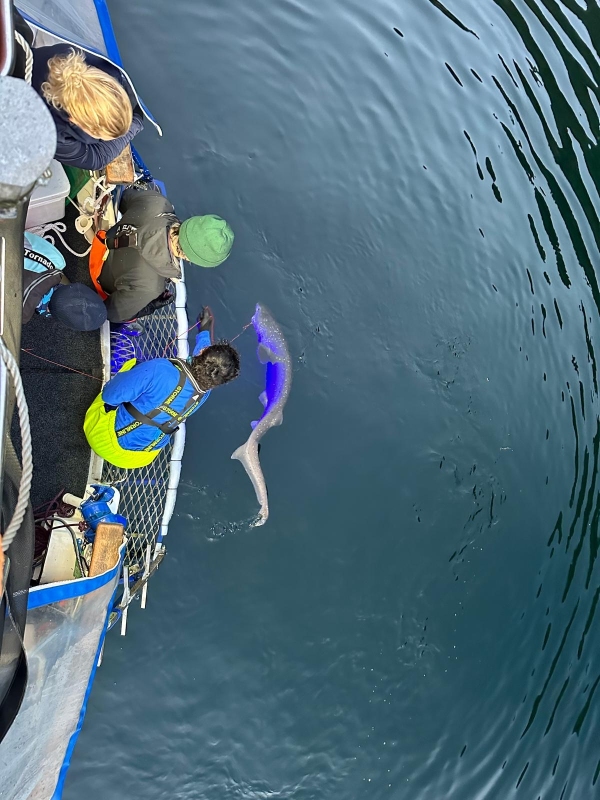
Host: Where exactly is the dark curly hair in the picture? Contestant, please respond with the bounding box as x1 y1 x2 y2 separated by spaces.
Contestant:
190 341 240 391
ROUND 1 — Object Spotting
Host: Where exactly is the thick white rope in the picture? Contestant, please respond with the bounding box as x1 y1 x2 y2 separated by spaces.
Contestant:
14 31 33 85
28 221 92 257
0 339 33 552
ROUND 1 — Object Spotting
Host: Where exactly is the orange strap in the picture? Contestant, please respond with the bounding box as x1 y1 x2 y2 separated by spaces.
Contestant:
89 230 109 300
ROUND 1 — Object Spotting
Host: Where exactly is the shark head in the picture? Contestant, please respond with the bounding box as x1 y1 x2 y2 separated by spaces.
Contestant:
252 304 290 365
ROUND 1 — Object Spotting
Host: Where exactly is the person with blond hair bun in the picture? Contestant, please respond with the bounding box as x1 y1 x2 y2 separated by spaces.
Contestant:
32 44 144 170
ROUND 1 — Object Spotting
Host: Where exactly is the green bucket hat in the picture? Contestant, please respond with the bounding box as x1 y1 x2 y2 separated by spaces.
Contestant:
178 215 234 268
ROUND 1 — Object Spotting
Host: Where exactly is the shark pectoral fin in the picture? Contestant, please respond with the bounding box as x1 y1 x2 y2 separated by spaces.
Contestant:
259 391 268 407
258 344 278 364
231 443 247 462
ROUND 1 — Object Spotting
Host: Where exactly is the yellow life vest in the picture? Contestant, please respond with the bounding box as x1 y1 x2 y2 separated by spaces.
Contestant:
83 359 161 470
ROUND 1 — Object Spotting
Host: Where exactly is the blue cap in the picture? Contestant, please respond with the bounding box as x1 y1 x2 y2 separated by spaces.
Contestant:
48 284 107 331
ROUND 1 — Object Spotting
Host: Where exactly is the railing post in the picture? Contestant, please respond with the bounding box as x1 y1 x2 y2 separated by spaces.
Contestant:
0 0 15 78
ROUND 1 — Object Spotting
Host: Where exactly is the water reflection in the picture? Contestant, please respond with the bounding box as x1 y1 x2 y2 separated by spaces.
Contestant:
429 0 600 795
64 0 600 797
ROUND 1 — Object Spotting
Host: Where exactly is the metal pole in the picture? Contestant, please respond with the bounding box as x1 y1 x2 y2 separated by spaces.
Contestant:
120 565 130 636
0 0 15 77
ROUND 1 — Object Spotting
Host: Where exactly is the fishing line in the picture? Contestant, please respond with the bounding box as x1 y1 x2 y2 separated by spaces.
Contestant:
162 305 216 356
229 322 252 343
162 322 198 357
21 349 102 381
162 308 252 355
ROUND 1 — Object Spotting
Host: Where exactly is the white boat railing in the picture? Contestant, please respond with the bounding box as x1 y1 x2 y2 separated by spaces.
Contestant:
98 271 189 618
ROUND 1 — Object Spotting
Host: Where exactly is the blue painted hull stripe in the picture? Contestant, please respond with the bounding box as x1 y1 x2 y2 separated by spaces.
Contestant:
28 558 122 609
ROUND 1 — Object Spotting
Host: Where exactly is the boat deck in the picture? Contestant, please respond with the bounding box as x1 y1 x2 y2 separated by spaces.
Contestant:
15 204 102 509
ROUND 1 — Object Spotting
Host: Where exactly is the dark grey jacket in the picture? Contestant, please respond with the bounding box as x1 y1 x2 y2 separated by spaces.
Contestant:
99 187 181 323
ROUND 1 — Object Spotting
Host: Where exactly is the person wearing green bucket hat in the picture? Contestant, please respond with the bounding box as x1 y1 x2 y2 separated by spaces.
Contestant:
95 183 234 323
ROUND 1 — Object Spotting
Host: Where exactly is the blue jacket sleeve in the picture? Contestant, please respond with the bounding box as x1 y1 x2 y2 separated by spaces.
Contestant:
102 361 152 406
55 110 144 170
192 330 211 356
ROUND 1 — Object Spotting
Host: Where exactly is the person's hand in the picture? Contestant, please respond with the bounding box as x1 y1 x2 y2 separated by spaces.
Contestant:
154 289 174 308
197 306 214 333
148 290 174 311
134 290 174 319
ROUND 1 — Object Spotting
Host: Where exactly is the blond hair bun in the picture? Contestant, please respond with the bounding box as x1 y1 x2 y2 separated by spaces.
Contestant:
41 48 133 140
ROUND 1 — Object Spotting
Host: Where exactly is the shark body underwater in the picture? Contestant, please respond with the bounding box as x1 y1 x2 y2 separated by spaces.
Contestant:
231 304 292 526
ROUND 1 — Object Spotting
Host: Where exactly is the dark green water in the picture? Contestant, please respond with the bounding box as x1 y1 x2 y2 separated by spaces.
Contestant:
65 0 600 797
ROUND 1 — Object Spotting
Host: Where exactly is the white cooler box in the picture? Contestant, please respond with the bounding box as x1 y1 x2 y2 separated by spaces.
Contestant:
26 159 71 229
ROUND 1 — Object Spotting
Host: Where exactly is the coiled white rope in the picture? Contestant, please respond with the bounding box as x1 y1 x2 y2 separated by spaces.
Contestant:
28 221 92 257
14 31 33 85
0 339 33 552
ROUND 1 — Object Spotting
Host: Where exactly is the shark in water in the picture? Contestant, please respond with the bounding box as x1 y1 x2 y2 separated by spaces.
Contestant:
231 304 292 526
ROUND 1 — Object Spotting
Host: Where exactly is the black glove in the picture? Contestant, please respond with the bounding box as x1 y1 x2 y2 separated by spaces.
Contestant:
136 290 174 318
197 306 214 334
104 403 117 414
155 289 174 307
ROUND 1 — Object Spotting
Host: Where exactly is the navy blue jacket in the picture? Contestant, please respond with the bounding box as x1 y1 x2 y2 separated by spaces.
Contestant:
32 44 144 170
102 331 211 452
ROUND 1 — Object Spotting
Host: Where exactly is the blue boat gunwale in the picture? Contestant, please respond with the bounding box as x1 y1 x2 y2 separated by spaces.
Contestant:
91 0 120 64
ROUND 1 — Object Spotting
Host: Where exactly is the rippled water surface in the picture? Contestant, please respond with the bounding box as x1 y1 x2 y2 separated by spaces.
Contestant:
65 0 600 797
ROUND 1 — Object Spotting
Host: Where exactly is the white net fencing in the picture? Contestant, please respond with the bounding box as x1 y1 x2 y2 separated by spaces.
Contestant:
101 281 189 578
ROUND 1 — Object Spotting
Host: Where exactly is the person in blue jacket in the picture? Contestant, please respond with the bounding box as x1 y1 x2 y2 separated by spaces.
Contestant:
84 308 240 468
32 45 144 170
